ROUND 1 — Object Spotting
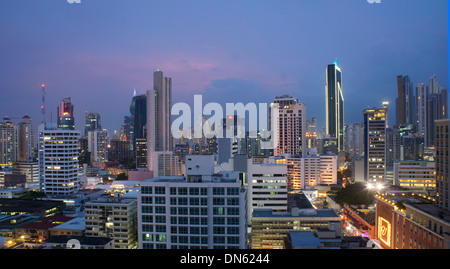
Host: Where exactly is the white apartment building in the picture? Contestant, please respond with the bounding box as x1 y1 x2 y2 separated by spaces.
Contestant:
283 154 338 191
138 175 247 249
38 124 81 197
271 95 307 157
84 195 138 249
393 161 436 193
247 158 288 222
87 130 108 163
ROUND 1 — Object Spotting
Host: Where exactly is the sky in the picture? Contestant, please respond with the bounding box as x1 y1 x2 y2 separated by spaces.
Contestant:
0 0 448 136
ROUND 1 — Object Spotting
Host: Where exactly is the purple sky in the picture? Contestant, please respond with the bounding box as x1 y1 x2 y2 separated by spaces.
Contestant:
0 0 448 136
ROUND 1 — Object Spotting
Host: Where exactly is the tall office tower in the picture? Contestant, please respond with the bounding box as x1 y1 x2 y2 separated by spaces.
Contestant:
57 98 75 130
363 107 387 183
306 117 318 150
138 169 248 249
87 130 108 163
38 124 81 197
122 116 132 142
385 127 394 169
85 195 138 249
430 74 441 94
84 112 102 138
147 70 173 170
426 88 449 147
0 117 18 166
415 83 428 143
396 75 416 127
325 61 344 152
130 93 147 149
17 115 35 162
435 119 449 210
345 122 364 156
135 138 147 169
271 95 307 157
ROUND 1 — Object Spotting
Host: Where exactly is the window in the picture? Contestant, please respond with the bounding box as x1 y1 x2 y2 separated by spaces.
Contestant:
155 197 165 204
213 188 225 195
189 188 199 195
178 187 188 195
227 188 239 195
141 186 152 194
155 187 165 195
213 198 225 205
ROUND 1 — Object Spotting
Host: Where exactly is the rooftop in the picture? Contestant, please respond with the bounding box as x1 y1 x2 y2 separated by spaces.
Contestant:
288 230 322 249
50 217 85 231
252 208 340 219
18 216 74 230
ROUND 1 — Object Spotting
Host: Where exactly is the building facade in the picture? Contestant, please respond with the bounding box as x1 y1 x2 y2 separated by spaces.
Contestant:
84 195 138 249
363 107 387 183
38 124 81 197
138 176 248 249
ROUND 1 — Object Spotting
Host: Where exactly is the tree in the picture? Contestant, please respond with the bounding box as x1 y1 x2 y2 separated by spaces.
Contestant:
115 173 128 181
334 182 375 206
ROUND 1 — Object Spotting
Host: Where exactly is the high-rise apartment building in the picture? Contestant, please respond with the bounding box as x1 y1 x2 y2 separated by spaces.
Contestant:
87 130 108 163
325 62 344 152
38 124 81 197
345 122 364 156
280 154 338 192
396 75 415 127
0 117 18 166
84 195 138 249
57 98 75 130
435 119 449 210
138 174 248 249
147 70 173 170
130 93 147 149
363 107 387 183
84 112 102 138
393 161 436 193
270 95 307 157
427 88 449 147
247 158 288 221
416 83 428 142
17 115 35 162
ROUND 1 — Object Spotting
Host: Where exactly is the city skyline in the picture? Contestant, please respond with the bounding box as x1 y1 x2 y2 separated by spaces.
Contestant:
0 0 448 135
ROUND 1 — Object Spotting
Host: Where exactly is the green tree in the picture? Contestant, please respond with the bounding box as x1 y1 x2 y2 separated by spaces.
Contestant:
334 182 375 206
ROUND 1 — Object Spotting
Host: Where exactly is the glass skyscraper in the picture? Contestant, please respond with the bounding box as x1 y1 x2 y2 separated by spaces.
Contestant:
325 62 344 152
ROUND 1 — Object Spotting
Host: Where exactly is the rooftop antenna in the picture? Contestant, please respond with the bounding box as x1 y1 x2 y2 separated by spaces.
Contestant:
41 83 46 127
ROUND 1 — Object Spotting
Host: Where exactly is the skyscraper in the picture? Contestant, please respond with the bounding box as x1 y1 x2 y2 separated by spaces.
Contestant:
38 124 81 196
435 119 449 210
84 112 102 138
345 122 364 156
130 92 147 149
17 115 35 162
415 83 428 143
0 117 17 165
427 87 449 147
271 95 307 157
363 107 387 183
57 98 75 130
396 75 415 127
325 61 344 152
87 130 109 163
147 70 173 170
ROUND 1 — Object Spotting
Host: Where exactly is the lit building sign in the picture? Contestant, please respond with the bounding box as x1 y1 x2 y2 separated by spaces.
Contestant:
378 217 391 247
